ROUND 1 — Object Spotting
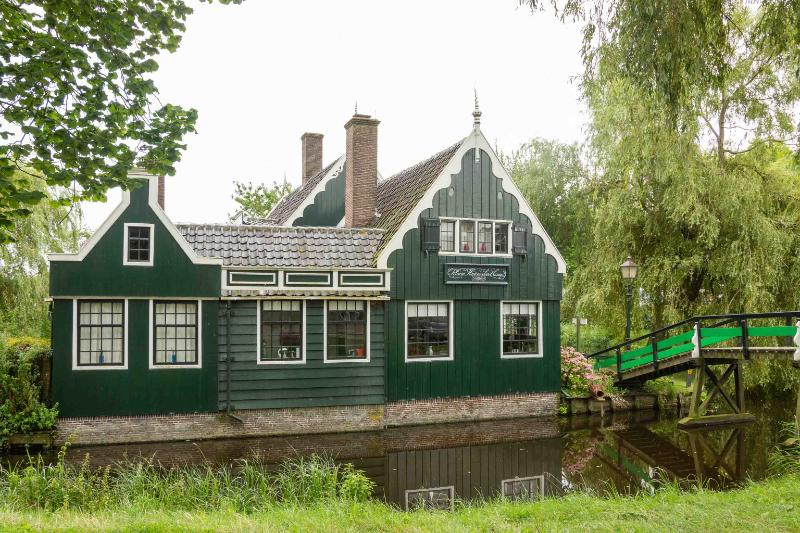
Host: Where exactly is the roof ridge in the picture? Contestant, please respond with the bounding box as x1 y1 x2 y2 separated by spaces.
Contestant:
176 222 385 232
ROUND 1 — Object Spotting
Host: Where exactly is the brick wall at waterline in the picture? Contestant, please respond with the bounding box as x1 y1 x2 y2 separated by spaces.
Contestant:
384 392 558 427
57 405 385 446
56 392 558 446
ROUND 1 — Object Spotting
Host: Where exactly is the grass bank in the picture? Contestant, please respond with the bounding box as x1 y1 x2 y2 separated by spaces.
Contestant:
1 472 800 532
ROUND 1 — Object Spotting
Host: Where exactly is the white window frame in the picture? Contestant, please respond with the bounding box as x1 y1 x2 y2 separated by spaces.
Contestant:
123 222 155 266
501 475 544 500
438 218 513 258
404 300 454 363
439 218 457 253
72 299 129 370
404 486 455 511
256 300 307 365
323 300 371 363
500 301 544 359
148 299 203 370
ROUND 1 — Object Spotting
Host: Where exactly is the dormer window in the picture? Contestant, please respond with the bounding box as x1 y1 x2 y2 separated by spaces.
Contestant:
123 223 154 266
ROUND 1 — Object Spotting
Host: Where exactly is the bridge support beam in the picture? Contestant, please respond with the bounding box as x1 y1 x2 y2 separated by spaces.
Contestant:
678 359 756 429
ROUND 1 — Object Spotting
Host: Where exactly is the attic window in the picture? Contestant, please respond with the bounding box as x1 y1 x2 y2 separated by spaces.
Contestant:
124 223 154 266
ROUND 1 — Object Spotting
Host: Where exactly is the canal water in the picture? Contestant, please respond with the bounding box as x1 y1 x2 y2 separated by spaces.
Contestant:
6 393 798 510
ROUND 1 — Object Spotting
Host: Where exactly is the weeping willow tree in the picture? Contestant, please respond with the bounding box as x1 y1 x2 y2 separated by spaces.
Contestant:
0 173 84 339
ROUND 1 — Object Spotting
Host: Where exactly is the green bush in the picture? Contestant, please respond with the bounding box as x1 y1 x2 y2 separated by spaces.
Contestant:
339 464 376 502
0 336 58 443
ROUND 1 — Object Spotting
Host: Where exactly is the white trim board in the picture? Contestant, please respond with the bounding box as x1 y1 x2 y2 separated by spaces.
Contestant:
148 299 203 370
48 172 222 266
375 129 566 273
323 299 371 364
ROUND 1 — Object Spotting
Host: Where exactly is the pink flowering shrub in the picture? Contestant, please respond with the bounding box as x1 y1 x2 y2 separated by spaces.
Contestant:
561 346 617 395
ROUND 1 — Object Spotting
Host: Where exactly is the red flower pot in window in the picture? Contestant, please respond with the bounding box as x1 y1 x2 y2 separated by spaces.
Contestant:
355 347 366 358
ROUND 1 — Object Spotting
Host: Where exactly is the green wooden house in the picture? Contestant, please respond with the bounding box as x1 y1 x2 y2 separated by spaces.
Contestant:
48 106 565 443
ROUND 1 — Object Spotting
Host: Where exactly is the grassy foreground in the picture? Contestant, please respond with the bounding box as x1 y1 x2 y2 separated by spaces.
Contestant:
1 473 800 532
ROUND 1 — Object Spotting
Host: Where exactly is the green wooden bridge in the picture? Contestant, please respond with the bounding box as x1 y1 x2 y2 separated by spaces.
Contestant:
589 312 800 428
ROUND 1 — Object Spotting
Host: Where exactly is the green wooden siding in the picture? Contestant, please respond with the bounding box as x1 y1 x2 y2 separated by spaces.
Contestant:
294 162 346 226
385 149 563 401
217 300 385 410
382 436 562 505
50 184 220 298
51 299 218 417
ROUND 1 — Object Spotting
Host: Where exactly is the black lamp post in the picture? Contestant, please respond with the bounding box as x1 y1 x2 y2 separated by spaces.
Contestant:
620 256 639 344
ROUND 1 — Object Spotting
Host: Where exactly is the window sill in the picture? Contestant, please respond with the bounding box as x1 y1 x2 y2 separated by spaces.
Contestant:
438 252 513 259
405 356 454 363
257 359 305 365
324 358 371 364
500 353 543 359
73 365 128 371
150 364 201 369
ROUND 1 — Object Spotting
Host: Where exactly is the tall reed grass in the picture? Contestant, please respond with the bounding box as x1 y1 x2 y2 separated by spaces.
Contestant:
0 445 375 513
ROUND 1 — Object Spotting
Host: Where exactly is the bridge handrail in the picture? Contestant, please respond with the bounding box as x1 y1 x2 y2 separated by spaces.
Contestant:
587 310 800 360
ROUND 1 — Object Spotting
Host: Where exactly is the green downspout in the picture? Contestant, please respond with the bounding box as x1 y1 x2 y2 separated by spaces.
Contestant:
224 301 243 423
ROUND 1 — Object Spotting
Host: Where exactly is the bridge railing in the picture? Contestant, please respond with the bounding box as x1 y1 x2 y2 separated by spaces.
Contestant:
588 311 800 378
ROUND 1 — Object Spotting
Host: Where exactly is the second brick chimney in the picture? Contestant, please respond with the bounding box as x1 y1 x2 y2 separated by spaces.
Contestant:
344 114 379 228
301 132 324 185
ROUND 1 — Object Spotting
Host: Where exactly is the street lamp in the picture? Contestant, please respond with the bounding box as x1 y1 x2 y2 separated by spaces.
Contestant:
620 256 638 344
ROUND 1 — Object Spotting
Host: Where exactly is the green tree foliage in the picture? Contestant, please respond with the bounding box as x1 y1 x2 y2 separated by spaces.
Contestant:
0 174 84 338
228 180 293 223
502 138 592 271
522 0 800 117
0 0 240 242
512 4 800 343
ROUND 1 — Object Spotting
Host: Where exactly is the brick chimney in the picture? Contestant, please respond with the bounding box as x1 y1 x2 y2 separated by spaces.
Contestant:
344 114 379 228
301 132 324 185
157 176 165 210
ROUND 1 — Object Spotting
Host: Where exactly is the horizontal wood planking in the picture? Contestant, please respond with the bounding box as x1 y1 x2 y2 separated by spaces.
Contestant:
217 300 385 410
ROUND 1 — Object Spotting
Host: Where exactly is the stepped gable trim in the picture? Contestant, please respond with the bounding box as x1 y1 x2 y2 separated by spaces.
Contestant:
47 173 222 266
265 156 345 225
374 129 567 274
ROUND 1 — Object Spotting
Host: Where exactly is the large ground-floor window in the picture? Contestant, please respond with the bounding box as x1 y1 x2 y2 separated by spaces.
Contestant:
325 300 369 362
501 301 541 358
406 301 452 361
76 300 125 367
152 300 199 367
259 300 304 363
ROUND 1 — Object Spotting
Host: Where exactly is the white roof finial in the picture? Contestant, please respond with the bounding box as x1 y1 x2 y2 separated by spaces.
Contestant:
472 89 482 129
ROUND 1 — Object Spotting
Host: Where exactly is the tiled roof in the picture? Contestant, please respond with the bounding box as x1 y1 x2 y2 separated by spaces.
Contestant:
265 157 343 224
373 140 462 254
176 224 385 268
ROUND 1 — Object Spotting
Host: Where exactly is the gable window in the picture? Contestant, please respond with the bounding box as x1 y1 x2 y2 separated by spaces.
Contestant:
325 300 369 362
406 302 452 361
502 476 544 500
501 302 541 358
152 301 199 367
259 300 304 363
77 300 125 367
495 223 509 253
405 487 454 511
459 221 475 253
478 222 493 253
123 223 154 266
440 220 456 252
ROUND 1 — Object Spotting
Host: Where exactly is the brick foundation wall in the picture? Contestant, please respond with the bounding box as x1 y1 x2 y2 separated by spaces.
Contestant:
384 392 558 427
56 393 558 446
57 404 385 446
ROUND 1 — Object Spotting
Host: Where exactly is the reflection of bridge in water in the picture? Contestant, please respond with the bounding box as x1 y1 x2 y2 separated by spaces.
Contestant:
595 424 747 489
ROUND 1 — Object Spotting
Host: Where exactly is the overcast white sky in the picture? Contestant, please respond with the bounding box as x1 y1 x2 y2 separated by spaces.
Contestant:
82 0 586 230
